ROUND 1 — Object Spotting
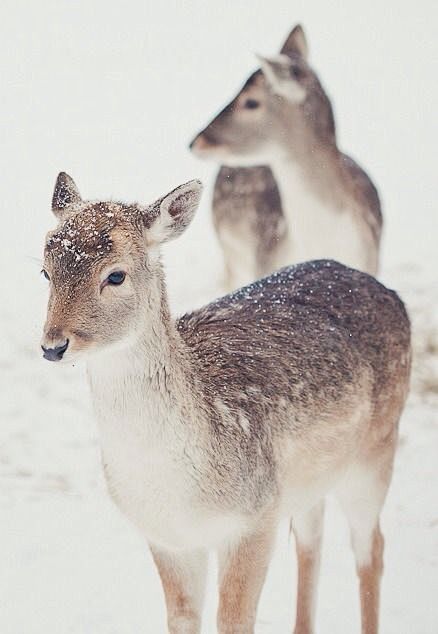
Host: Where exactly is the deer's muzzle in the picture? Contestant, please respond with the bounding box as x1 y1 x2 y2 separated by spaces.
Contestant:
41 338 69 362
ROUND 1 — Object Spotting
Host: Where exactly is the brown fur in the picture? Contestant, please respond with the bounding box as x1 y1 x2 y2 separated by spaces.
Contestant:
217 515 277 634
292 502 324 634
151 549 204 634
213 165 286 286
358 526 384 634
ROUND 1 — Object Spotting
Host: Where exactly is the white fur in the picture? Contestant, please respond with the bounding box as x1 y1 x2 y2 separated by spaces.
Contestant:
216 221 259 289
335 463 388 568
88 332 377 559
87 334 248 552
258 54 307 103
271 159 371 272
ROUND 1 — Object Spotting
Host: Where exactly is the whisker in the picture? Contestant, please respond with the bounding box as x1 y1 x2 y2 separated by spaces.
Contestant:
26 255 43 268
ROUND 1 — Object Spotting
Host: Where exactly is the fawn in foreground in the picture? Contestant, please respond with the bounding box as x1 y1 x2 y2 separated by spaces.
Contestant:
191 25 382 291
41 173 410 634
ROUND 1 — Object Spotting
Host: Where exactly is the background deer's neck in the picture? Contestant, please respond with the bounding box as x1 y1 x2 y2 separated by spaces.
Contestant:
269 136 366 267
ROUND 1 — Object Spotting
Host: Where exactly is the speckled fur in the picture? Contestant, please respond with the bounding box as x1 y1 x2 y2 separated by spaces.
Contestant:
42 175 410 634
178 260 410 513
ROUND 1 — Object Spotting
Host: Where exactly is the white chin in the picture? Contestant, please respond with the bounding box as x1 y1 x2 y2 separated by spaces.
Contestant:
192 145 269 168
192 146 232 162
220 154 270 168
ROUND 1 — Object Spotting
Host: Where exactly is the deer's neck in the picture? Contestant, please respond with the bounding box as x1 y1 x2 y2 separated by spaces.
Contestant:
269 139 369 268
86 276 197 447
271 131 341 203
85 276 238 550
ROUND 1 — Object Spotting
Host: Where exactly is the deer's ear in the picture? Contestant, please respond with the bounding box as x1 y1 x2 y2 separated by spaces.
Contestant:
52 172 82 219
144 180 203 244
280 24 308 60
257 54 306 103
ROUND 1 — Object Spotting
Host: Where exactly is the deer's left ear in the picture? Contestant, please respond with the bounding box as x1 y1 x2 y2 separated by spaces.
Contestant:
144 180 203 244
52 172 83 219
280 24 308 60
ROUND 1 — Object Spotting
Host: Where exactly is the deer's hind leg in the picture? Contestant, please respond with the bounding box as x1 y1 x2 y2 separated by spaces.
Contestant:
151 546 207 634
334 443 396 634
291 500 325 634
217 516 277 634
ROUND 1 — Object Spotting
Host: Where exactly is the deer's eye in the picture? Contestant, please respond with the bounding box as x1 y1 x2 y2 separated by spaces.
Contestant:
41 269 50 281
107 271 126 285
290 65 303 80
243 98 260 110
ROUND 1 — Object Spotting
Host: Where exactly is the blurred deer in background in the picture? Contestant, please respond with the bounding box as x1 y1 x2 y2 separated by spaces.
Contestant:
41 173 409 634
191 25 382 291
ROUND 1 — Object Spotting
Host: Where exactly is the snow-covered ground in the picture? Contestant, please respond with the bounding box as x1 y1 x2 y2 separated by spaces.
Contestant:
1 1 437 632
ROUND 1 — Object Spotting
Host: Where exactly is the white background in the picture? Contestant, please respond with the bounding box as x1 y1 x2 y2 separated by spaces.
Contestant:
1 1 437 633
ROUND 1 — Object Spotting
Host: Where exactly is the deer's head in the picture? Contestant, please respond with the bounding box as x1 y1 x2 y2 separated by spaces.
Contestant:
41 173 202 362
190 25 335 166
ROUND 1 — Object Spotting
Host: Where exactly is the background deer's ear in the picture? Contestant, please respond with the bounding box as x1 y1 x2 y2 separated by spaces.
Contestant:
280 24 308 60
257 54 306 103
144 180 203 244
52 172 82 219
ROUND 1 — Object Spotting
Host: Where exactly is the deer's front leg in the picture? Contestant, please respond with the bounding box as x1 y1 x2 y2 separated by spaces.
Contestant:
151 546 207 634
217 518 277 634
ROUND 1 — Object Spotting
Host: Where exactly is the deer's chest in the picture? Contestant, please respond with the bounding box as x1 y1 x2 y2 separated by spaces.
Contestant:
97 410 246 552
274 164 370 271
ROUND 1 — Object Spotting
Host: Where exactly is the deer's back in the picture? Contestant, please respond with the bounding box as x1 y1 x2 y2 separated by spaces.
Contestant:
177 260 410 514
213 166 283 231
340 153 383 248
178 260 410 419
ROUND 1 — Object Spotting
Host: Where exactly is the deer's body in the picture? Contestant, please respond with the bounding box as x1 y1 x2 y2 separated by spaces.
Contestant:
191 25 382 291
42 174 410 633
91 260 408 551
212 166 286 289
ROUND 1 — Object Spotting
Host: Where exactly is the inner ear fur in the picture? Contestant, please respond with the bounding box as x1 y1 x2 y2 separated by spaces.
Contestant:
144 180 203 244
52 172 82 219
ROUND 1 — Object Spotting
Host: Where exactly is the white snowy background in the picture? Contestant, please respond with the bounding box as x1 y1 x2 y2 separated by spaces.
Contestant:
1 1 437 632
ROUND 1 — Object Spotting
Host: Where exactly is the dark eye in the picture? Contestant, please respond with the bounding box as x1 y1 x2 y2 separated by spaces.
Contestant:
107 271 126 285
290 65 303 80
243 98 260 110
41 269 50 281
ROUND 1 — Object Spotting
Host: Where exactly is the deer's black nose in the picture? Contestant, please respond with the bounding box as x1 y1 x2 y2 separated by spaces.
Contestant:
41 339 69 361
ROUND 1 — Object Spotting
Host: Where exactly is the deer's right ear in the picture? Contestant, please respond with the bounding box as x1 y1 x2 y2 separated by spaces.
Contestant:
52 172 82 219
144 180 203 245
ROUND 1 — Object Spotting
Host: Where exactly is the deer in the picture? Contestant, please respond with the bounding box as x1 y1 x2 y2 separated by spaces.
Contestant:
41 172 410 634
190 25 382 291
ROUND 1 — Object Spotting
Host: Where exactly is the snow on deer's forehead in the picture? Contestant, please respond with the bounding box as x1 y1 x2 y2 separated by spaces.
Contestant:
45 201 137 273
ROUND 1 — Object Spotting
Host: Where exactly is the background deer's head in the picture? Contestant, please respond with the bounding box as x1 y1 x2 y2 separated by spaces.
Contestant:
190 25 335 166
